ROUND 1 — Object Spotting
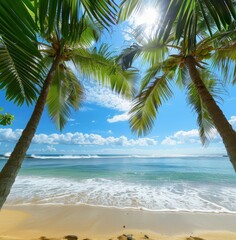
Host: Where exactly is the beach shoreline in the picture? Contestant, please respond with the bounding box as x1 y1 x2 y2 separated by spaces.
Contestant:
1 204 236 240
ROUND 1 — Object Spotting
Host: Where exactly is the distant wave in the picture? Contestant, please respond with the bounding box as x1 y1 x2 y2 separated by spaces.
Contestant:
0 153 227 161
23 154 227 160
29 154 100 159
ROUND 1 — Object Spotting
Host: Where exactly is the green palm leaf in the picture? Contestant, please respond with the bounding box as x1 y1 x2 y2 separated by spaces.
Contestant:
187 82 214 146
212 48 236 85
35 0 117 43
76 18 102 48
118 43 142 70
118 40 170 72
161 0 236 41
140 39 170 66
81 0 118 29
176 65 191 88
209 30 236 84
0 0 43 105
0 0 40 57
0 41 43 105
119 0 141 21
130 73 173 136
36 0 84 44
47 64 84 130
186 71 224 145
72 44 137 99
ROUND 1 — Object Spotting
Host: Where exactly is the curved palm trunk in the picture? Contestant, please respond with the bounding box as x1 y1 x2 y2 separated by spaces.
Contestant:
0 54 61 209
186 56 236 171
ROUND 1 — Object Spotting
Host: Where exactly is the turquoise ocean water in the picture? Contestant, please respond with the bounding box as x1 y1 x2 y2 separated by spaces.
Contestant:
1 154 236 213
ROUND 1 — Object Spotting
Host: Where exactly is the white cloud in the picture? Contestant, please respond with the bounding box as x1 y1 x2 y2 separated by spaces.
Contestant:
80 106 93 112
229 116 236 128
70 122 80 126
0 128 23 142
84 81 132 112
174 129 199 139
160 114 236 146
161 128 222 146
161 137 178 146
107 112 129 123
0 128 157 147
67 118 75 122
162 129 201 146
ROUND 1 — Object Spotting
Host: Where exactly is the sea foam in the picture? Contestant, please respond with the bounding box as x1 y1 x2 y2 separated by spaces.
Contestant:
6 176 236 213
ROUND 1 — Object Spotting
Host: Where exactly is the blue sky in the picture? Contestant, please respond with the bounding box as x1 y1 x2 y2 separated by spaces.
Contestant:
0 10 236 156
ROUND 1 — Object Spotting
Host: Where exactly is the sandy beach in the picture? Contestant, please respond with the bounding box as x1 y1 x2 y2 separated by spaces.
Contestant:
1 205 236 240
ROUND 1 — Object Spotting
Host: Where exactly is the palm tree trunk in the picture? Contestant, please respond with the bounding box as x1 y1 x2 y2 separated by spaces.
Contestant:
186 55 236 170
0 54 61 209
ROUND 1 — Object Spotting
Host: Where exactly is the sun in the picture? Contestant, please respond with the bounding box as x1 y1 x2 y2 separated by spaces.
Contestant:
134 7 160 26
131 6 160 38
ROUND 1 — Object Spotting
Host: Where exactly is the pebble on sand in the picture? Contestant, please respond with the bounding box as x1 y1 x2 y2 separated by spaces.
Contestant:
63 235 78 240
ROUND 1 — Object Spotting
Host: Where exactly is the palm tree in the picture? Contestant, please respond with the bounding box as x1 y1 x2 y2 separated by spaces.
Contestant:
118 0 236 169
119 30 236 170
0 0 137 209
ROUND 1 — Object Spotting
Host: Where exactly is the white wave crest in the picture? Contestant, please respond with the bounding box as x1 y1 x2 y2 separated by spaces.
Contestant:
6 176 236 214
30 154 100 159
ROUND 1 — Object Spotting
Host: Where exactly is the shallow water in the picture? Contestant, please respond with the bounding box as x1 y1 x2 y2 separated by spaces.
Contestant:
1 154 236 213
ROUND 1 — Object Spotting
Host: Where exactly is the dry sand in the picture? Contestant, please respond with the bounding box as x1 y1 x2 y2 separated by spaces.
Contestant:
0 205 236 240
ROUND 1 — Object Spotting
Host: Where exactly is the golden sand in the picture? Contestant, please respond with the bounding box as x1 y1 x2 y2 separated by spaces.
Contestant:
0 205 236 240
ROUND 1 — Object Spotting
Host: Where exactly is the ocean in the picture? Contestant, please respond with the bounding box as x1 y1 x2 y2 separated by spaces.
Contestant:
1 154 236 213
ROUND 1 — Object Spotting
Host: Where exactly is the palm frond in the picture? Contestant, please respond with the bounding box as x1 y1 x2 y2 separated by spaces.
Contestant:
35 0 86 45
81 0 118 29
186 71 225 145
119 0 149 22
140 39 170 66
176 65 191 88
72 44 137 99
204 22 236 85
0 1 44 105
35 0 117 43
0 0 40 57
118 31 179 71
211 42 236 85
0 41 43 105
187 82 214 146
161 0 236 43
76 18 102 48
118 44 142 70
47 64 84 130
129 73 173 136
139 63 163 91
140 53 182 90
